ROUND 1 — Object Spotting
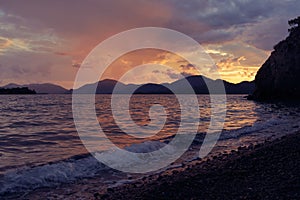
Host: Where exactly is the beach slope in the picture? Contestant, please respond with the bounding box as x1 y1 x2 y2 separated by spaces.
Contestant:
101 132 300 200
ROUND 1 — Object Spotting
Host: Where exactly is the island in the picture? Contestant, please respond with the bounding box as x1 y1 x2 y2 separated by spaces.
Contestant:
0 87 36 94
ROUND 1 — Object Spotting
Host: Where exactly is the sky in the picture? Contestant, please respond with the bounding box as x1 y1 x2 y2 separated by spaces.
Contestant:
0 0 299 88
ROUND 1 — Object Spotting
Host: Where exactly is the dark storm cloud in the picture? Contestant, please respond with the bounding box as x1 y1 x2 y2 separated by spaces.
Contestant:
170 0 297 28
1 0 299 49
168 0 300 47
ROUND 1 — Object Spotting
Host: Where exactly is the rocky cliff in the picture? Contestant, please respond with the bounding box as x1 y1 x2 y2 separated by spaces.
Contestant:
250 16 300 101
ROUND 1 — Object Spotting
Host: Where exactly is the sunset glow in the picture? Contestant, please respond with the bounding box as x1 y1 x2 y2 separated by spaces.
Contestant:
1 1 300 198
0 0 299 88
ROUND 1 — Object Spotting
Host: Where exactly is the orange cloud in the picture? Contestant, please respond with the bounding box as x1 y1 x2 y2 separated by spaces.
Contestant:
99 49 202 84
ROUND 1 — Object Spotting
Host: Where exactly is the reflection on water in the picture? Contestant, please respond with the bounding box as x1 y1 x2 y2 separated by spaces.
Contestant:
0 94 298 174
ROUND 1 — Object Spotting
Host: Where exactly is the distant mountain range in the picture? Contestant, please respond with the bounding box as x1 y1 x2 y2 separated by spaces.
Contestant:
73 75 255 94
1 75 255 94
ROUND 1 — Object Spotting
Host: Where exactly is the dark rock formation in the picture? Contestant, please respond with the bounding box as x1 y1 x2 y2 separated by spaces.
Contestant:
250 16 300 101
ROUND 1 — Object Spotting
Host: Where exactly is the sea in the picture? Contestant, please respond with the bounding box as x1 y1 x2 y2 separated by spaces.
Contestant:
0 94 299 197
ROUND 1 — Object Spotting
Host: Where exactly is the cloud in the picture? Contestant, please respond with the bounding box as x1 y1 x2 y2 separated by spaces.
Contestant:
2 0 298 50
54 52 70 56
0 36 32 54
72 63 81 68
152 68 195 80
240 17 291 50
180 63 195 71
151 69 180 80
165 69 182 80
0 50 74 84
0 0 172 40
167 0 300 45
0 0 299 87
217 56 245 70
0 37 11 54
181 71 195 77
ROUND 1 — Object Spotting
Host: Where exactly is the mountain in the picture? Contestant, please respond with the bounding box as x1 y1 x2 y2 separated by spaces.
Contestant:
168 76 254 94
250 16 300 101
3 83 21 88
166 75 212 94
223 80 255 94
74 76 255 94
74 79 129 94
134 84 173 94
3 83 68 94
2 77 254 95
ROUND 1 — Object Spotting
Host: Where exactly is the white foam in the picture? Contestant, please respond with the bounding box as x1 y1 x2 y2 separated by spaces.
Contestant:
0 116 292 196
124 140 165 153
220 117 284 140
0 155 106 195
0 140 167 195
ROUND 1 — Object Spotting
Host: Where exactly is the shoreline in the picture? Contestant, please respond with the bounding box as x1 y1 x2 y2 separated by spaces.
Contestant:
20 130 300 200
98 131 300 200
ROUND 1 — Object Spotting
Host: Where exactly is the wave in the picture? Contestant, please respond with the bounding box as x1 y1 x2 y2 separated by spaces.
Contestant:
220 117 284 140
0 155 107 196
0 116 286 196
0 141 168 196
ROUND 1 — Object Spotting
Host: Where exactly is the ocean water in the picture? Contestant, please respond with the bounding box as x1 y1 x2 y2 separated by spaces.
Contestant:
0 94 299 196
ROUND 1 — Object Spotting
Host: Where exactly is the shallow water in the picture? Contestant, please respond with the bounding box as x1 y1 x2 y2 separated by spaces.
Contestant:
0 94 299 195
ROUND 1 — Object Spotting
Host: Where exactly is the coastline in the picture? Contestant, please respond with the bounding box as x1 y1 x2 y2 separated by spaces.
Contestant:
100 131 300 200
21 130 300 200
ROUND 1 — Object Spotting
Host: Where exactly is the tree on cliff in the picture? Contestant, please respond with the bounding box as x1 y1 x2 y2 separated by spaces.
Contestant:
288 16 300 32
